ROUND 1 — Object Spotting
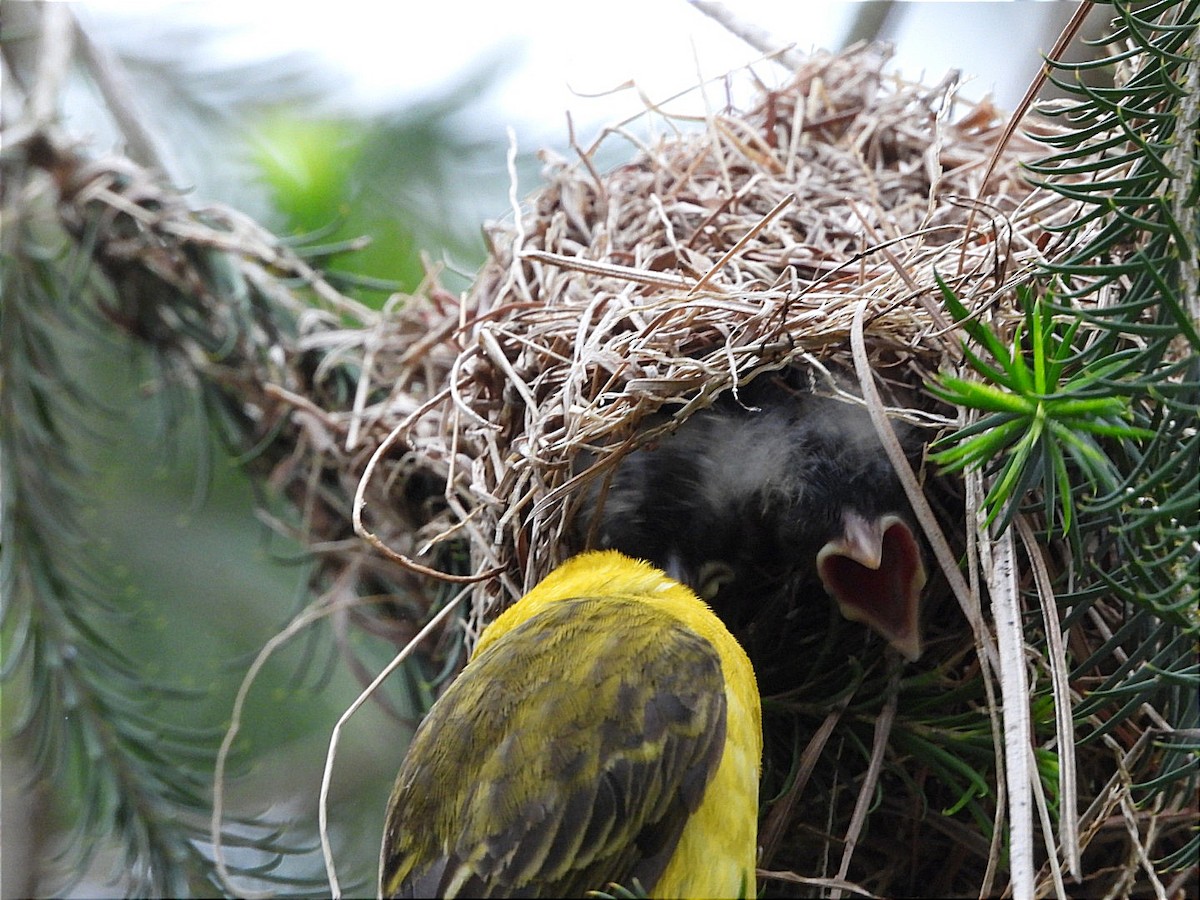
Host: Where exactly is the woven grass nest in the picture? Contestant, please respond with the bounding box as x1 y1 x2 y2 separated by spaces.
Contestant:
347 44 1178 898
364 42 1058 592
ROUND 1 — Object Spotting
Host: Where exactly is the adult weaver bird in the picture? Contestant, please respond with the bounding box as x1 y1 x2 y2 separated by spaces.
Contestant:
379 550 763 899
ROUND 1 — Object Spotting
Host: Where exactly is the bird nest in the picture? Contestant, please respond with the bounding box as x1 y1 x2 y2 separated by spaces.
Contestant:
345 44 1102 895
360 43 1065 613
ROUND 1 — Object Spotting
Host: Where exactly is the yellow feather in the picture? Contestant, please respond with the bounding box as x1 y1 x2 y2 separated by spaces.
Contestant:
379 550 762 899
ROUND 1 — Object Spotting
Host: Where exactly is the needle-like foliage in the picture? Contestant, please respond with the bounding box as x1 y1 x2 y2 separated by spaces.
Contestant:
930 279 1158 534
927 1 1198 891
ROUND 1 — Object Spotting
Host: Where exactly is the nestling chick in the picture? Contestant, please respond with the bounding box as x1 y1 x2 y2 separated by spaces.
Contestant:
379 551 762 899
576 381 927 689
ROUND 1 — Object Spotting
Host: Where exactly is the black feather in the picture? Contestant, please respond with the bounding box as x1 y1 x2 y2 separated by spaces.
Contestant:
576 377 924 692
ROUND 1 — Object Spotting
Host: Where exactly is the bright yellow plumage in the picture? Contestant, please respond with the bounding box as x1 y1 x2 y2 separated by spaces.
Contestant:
379 550 762 899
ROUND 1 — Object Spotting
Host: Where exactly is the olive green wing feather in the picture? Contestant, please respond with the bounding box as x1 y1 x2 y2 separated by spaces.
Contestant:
380 596 728 898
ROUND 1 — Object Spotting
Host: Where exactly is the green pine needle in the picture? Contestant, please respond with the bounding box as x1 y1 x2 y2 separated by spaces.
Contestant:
929 278 1153 533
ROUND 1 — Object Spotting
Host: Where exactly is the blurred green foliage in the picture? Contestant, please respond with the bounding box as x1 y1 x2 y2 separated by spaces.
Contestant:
253 102 505 302
1 9 530 894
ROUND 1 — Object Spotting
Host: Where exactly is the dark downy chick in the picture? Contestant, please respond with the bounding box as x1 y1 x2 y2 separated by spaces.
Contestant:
576 383 926 689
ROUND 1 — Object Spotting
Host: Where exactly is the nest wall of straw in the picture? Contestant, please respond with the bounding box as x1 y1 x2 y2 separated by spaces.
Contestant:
361 45 1071 624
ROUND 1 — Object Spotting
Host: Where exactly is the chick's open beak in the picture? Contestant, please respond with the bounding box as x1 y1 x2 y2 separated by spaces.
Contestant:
816 512 926 661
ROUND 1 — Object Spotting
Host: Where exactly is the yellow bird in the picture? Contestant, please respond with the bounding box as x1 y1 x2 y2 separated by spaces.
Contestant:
379 550 762 899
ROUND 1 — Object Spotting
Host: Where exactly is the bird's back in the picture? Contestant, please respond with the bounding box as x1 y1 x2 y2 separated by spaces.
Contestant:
379 551 761 899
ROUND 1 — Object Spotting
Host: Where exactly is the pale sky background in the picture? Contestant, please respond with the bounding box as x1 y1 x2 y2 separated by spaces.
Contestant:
69 0 1084 233
74 1 1081 134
